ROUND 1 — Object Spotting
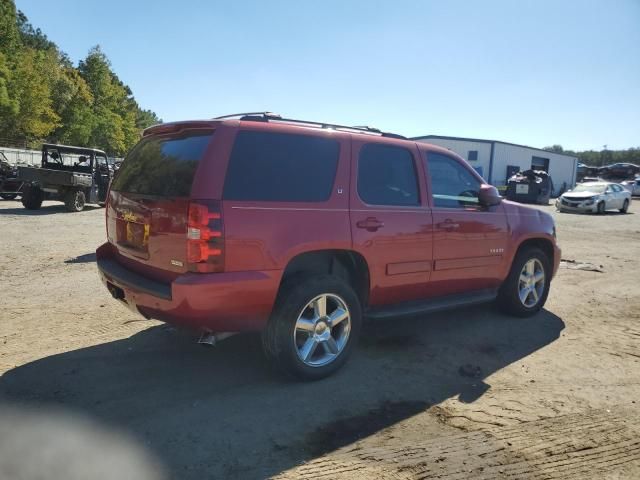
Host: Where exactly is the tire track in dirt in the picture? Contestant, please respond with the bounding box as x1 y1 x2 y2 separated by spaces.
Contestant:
274 409 640 480
0 314 162 373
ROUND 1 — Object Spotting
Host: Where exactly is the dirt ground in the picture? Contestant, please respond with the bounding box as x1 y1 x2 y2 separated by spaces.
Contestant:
1 198 639 479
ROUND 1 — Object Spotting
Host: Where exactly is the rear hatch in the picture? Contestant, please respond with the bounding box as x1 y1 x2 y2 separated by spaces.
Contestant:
107 128 215 282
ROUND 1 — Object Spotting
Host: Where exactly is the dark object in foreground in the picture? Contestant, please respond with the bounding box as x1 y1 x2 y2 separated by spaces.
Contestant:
18 144 114 212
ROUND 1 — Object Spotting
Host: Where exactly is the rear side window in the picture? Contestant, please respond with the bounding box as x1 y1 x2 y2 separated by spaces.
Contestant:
357 144 419 206
223 131 339 202
111 131 213 196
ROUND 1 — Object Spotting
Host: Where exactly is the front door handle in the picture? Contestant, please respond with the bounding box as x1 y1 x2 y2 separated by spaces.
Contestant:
437 219 460 231
356 217 384 232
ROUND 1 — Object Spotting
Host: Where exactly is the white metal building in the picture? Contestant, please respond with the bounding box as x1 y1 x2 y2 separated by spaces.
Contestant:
413 135 578 192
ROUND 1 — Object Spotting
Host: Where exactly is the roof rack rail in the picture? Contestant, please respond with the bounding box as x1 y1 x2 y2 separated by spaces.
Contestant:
214 112 406 139
213 112 282 120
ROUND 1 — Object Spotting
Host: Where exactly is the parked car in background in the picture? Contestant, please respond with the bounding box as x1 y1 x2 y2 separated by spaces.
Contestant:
556 182 631 214
97 112 561 380
622 178 640 196
580 176 600 183
602 163 640 180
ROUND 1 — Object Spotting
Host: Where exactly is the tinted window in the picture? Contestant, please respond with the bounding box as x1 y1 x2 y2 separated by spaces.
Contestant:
223 131 339 202
111 131 213 196
468 150 478 161
427 153 481 208
358 144 419 206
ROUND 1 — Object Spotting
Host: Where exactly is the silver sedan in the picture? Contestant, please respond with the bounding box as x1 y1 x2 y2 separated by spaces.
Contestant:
556 182 631 214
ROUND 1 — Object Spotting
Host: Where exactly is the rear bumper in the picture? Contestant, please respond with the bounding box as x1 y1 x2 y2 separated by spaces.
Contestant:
96 243 281 332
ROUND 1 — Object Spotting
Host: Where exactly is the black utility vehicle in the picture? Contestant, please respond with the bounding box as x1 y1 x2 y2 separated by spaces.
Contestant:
0 152 25 200
18 144 114 211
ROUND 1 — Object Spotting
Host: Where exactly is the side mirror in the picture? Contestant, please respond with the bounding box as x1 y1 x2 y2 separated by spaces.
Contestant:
478 184 502 207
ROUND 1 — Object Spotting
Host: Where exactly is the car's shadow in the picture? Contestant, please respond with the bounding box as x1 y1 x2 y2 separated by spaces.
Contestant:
0 202 103 215
64 253 97 264
557 210 634 216
0 307 564 479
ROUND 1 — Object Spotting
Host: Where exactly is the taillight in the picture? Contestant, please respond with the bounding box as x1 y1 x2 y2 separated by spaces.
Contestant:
186 200 224 273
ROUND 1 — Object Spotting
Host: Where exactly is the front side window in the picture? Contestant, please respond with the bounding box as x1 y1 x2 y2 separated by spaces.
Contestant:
426 153 481 208
357 144 419 206
223 131 339 202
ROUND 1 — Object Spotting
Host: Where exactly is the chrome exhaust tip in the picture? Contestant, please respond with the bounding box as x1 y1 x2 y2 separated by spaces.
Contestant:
197 331 237 347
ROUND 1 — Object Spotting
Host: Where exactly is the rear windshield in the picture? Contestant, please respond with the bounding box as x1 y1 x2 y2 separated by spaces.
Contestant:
223 130 339 202
111 130 213 196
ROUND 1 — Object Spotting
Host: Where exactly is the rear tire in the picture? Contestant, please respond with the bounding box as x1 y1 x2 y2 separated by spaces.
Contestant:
620 199 629 213
497 247 551 317
262 275 362 381
21 186 43 210
64 190 85 212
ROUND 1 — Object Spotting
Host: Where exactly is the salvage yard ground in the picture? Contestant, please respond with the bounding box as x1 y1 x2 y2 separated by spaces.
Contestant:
1 200 639 479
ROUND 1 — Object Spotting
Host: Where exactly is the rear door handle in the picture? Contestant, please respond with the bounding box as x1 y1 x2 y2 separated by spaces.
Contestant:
437 219 460 231
356 217 384 232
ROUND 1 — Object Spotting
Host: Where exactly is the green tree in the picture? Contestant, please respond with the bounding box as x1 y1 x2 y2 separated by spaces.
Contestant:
136 108 161 130
543 144 564 153
0 0 20 55
0 52 19 127
51 67 95 145
5 48 60 140
16 9 56 52
0 2 160 153
79 46 141 154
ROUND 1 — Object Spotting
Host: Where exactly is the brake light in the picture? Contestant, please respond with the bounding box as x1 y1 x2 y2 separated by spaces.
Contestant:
186 200 224 272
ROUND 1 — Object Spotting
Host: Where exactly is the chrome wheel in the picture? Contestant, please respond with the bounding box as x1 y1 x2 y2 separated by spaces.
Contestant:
293 293 351 367
518 259 545 308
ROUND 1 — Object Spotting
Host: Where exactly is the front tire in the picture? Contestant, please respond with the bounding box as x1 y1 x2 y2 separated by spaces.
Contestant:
64 190 85 212
597 201 605 214
497 247 551 317
262 275 362 381
620 199 629 213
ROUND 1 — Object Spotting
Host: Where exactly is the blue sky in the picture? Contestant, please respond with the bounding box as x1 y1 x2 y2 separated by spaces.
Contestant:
16 0 640 150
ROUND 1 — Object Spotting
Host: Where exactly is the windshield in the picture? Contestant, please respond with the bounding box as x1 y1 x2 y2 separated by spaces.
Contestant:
572 183 607 194
111 130 213 196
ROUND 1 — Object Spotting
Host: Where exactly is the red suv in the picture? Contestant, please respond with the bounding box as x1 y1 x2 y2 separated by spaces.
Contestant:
97 113 560 380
